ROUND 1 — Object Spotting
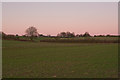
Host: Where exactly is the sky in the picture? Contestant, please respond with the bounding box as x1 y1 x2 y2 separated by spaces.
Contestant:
2 2 118 36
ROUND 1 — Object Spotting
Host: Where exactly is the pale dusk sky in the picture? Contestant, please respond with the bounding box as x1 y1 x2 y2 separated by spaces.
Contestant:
2 2 118 36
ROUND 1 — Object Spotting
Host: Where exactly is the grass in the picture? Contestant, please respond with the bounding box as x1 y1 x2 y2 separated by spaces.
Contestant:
2 40 118 78
18 36 118 41
3 36 119 43
18 36 119 43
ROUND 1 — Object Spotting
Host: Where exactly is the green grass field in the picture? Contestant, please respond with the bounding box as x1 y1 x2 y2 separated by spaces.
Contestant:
2 40 118 78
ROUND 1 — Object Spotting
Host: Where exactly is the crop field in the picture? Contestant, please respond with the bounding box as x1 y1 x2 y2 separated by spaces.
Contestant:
2 40 118 78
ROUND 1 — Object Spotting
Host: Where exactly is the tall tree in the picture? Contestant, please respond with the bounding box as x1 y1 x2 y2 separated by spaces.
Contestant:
25 26 38 40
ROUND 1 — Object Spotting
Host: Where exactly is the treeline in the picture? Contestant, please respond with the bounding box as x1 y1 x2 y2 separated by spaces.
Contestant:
0 26 120 43
1 31 120 43
1 31 119 39
1 32 21 41
1 31 119 40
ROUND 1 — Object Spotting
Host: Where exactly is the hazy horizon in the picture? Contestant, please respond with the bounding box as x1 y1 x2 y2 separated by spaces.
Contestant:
2 2 118 36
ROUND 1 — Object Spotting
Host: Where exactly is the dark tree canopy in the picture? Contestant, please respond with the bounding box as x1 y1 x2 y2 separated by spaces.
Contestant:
57 32 75 38
57 32 66 37
1 32 6 39
25 26 38 40
26 26 38 36
83 32 91 37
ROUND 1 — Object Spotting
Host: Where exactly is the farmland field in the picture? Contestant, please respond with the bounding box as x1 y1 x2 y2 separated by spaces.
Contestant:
2 40 118 78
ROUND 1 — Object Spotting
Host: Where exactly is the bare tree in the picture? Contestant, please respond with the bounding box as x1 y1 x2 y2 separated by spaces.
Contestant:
25 26 38 40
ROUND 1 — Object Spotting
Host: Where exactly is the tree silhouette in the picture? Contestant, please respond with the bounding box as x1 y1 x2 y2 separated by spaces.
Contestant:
25 26 38 40
57 32 75 38
83 32 91 37
57 32 66 37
